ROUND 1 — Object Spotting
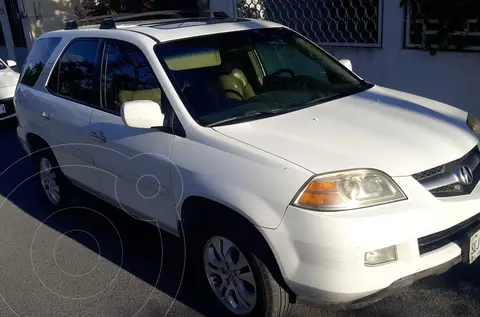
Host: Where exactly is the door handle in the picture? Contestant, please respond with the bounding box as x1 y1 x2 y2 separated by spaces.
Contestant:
89 132 107 143
38 111 50 121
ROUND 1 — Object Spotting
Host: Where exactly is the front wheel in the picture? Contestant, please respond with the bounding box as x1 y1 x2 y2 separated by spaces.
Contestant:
191 226 292 317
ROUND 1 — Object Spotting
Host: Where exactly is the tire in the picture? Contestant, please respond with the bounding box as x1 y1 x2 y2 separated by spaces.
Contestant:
32 147 72 209
187 217 292 317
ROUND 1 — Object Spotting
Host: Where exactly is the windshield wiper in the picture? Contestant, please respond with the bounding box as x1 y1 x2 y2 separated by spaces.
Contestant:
206 108 288 127
294 86 366 109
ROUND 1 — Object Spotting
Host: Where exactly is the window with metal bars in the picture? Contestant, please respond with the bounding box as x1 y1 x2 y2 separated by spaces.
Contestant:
4 0 26 47
405 0 480 51
0 20 6 46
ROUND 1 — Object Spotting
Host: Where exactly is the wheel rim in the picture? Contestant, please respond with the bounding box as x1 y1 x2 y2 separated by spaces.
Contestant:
203 236 257 315
39 157 61 205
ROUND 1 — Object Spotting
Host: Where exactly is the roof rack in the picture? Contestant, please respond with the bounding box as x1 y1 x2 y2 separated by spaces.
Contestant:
72 10 230 29
64 20 78 30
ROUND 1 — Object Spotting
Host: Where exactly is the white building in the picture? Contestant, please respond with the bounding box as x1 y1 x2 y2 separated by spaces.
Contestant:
0 0 81 67
212 0 480 115
0 0 197 67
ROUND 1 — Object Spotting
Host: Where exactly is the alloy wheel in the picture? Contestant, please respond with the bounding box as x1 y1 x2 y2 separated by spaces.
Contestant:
203 236 257 315
39 157 61 205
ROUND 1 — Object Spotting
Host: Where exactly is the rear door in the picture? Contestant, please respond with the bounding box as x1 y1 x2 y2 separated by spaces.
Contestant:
15 37 62 135
38 38 103 192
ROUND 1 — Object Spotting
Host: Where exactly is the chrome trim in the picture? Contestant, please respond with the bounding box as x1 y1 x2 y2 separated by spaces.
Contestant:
414 145 480 197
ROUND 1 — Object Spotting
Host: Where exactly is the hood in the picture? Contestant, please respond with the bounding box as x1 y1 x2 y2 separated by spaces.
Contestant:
213 86 478 177
0 67 19 88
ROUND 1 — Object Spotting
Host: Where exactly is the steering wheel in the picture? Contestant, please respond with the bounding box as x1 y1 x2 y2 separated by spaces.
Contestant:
224 89 244 100
270 68 295 78
290 74 325 90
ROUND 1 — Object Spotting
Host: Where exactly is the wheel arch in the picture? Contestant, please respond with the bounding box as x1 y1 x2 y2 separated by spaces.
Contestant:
179 195 296 302
26 132 50 152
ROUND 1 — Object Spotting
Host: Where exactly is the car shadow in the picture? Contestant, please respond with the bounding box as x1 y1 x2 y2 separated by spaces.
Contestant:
0 126 219 316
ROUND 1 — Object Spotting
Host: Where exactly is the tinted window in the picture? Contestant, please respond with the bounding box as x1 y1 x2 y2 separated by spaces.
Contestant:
102 40 163 113
156 28 369 126
20 37 61 87
48 39 100 105
256 42 328 83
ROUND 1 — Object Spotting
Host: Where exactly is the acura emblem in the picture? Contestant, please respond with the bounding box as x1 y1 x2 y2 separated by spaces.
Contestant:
473 239 480 253
458 166 474 185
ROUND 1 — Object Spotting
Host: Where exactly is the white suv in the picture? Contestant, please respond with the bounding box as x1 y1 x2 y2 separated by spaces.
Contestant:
14 10 480 317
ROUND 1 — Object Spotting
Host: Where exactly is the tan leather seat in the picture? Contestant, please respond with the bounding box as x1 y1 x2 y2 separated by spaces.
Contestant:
220 68 255 100
118 89 162 105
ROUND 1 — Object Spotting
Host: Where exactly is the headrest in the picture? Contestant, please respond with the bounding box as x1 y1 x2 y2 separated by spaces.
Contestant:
218 61 235 75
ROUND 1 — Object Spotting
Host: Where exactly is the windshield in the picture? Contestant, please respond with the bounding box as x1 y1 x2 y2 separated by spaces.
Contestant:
155 27 372 126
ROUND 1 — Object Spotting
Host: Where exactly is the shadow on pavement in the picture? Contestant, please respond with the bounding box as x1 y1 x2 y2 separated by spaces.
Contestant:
0 123 217 316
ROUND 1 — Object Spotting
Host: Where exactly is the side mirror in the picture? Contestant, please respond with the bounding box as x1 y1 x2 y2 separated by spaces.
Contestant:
6 60 17 68
121 100 165 129
339 59 352 71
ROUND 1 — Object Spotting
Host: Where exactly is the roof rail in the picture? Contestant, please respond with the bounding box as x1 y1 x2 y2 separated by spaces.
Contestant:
70 10 230 30
111 10 229 22
78 13 130 24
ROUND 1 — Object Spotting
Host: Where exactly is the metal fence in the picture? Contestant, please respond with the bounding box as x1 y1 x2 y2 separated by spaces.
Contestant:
236 0 383 47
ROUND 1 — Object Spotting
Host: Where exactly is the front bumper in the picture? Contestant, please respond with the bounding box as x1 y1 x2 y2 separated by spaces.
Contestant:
297 254 462 309
0 86 16 120
0 97 15 121
261 175 480 309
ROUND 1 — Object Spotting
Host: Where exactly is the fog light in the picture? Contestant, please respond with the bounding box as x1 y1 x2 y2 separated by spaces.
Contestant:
365 246 397 266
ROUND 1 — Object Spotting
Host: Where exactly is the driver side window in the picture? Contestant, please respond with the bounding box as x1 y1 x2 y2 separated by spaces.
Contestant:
256 42 329 83
101 39 173 123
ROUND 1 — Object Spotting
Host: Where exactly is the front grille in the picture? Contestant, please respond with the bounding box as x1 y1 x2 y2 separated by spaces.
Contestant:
418 214 480 255
430 184 460 194
412 165 445 181
0 98 15 118
413 145 480 198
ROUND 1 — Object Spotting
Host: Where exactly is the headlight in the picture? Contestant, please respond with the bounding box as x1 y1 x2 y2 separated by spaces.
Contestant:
467 113 480 136
292 169 406 211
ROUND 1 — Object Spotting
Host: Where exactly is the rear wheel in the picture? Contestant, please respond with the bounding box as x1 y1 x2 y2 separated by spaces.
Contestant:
188 216 292 317
33 148 72 209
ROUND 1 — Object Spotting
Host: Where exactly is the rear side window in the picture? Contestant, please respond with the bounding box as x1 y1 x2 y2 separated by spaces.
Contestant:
20 37 61 87
47 39 100 105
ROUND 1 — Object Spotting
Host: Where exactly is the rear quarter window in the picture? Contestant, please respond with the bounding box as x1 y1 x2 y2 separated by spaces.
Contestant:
20 37 61 87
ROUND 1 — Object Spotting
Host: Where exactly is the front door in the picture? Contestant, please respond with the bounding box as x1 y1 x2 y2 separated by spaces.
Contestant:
89 39 178 233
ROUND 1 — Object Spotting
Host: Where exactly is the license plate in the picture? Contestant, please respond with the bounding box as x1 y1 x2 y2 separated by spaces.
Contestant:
0 104 5 115
469 229 480 264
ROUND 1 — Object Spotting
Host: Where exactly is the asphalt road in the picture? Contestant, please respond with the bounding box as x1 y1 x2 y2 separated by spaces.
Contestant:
0 121 479 317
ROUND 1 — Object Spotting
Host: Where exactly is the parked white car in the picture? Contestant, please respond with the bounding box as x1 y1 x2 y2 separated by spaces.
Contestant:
0 58 19 122
14 11 480 317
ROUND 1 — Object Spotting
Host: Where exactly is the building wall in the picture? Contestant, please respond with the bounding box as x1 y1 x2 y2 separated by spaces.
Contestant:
212 0 480 116
21 0 81 40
